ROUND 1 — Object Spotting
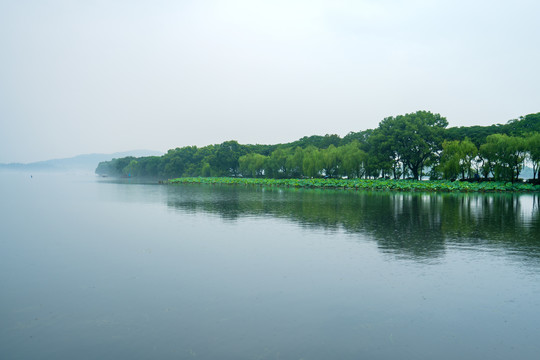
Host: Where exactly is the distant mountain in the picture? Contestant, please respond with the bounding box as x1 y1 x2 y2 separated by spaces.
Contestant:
0 150 164 173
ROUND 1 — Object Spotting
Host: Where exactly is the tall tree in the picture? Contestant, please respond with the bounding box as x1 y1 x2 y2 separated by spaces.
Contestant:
321 145 341 178
480 134 526 182
265 148 290 178
239 153 268 177
526 133 540 180
367 130 398 179
378 111 448 180
340 141 367 178
302 146 322 178
211 141 246 176
440 139 478 180
286 147 304 178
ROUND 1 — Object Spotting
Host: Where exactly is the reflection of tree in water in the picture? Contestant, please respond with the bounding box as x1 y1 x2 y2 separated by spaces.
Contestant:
354 194 447 259
166 184 540 261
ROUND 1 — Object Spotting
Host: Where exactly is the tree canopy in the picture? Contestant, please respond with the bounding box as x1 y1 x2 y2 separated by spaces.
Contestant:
96 111 539 183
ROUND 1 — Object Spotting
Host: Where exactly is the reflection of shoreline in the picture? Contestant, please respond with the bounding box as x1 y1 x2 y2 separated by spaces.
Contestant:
164 184 540 261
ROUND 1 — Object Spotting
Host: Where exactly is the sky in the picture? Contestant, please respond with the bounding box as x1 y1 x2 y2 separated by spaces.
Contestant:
1 0 539 163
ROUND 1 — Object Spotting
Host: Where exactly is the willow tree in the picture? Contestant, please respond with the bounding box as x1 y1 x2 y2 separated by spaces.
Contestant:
239 153 267 177
302 146 322 178
480 134 526 182
265 148 289 178
440 139 478 180
527 133 540 180
321 145 341 178
340 141 367 178
286 147 305 178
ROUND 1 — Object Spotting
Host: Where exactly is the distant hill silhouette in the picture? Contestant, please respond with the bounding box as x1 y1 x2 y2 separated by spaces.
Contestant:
0 150 164 173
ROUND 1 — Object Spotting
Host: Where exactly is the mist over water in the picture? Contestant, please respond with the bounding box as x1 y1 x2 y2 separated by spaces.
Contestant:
1 173 539 359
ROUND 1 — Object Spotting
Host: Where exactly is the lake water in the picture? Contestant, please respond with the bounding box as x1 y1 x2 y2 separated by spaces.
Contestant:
1 172 539 360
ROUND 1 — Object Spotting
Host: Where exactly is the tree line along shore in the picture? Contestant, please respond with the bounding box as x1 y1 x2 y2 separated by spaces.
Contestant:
96 111 540 187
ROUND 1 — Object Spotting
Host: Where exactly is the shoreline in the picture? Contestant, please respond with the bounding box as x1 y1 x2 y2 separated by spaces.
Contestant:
165 177 540 193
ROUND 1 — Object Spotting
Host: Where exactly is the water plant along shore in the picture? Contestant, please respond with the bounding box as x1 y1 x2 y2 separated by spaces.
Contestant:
166 177 540 193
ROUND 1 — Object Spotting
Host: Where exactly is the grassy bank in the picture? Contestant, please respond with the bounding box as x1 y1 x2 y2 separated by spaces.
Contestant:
166 177 540 192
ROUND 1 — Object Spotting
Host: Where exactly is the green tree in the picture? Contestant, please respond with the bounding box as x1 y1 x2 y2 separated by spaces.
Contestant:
506 113 540 136
286 147 304 178
440 139 477 180
137 156 161 176
526 132 540 180
340 141 367 178
367 129 398 179
201 162 212 177
480 134 526 182
239 153 267 177
377 111 448 180
321 145 341 178
123 159 140 177
211 141 246 176
478 141 496 179
287 134 342 149
265 148 290 178
440 141 460 180
160 146 199 177
302 146 322 178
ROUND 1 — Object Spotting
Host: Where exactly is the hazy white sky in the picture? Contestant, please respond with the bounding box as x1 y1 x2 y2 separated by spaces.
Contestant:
1 0 539 163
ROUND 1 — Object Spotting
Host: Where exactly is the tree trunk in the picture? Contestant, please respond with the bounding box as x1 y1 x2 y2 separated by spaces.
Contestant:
410 165 420 180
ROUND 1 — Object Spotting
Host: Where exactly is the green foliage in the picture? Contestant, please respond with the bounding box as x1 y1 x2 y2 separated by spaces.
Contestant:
302 146 322 178
96 156 136 177
444 124 506 148
366 129 395 179
321 145 340 177
123 160 139 177
286 147 304 178
239 153 267 177
95 111 539 182
264 147 287 178
526 133 540 179
167 177 539 193
210 140 247 176
376 111 448 180
340 141 367 178
286 134 342 149
440 139 478 180
480 134 526 182
506 113 540 135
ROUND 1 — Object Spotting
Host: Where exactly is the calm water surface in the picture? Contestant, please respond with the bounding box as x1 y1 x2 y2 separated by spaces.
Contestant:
1 173 539 360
